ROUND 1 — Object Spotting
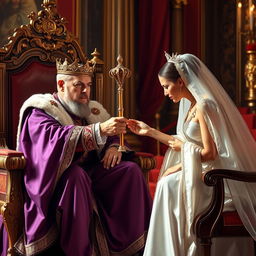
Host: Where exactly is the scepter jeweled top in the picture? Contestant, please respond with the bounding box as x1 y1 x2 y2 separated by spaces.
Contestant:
109 55 131 152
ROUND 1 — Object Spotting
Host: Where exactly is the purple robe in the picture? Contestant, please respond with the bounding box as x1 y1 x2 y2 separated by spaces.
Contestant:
1 106 152 256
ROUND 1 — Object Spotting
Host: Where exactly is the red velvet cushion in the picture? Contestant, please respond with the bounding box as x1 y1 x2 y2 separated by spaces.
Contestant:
0 148 23 157
222 211 243 226
242 114 256 129
238 107 249 115
250 129 256 140
135 152 155 158
149 182 157 199
10 61 56 148
155 155 164 169
149 168 160 183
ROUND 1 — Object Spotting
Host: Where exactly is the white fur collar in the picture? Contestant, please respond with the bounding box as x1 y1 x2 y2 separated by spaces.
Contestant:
16 93 111 149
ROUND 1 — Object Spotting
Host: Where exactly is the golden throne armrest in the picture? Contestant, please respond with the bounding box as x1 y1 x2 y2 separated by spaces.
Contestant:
132 152 156 184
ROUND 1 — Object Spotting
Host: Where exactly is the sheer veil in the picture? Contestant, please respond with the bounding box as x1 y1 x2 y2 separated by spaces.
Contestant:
168 53 256 239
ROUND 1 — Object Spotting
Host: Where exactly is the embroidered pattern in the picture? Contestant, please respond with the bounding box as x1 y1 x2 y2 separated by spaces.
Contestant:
55 126 83 185
110 232 147 256
14 224 58 256
82 125 97 151
91 107 100 115
49 100 58 107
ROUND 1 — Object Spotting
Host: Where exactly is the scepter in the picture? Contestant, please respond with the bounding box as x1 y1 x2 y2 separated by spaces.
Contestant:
109 55 131 152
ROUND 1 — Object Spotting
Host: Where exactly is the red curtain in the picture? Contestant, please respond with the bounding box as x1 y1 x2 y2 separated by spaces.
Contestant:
183 0 201 58
138 0 170 152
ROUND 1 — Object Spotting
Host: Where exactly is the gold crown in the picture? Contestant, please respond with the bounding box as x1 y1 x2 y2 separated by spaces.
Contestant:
56 58 95 76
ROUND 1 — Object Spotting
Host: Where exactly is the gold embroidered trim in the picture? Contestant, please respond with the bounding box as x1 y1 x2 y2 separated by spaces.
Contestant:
55 126 83 186
92 189 147 256
14 224 58 256
110 232 147 256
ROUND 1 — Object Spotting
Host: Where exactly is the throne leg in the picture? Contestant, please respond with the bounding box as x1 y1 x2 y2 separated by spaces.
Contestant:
1 204 21 256
0 170 24 256
199 238 212 256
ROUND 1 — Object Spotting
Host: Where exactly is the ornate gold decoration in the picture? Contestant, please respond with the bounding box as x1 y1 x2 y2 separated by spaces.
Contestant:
172 0 188 8
0 0 87 69
90 49 104 103
56 58 95 76
90 48 104 65
49 100 58 107
109 55 131 152
244 47 256 109
0 155 26 170
91 108 100 115
132 154 156 183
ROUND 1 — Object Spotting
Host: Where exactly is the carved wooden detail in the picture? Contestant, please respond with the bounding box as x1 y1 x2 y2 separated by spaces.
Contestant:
132 153 156 184
0 0 104 148
0 155 26 171
0 0 87 69
0 152 25 256
194 169 256 256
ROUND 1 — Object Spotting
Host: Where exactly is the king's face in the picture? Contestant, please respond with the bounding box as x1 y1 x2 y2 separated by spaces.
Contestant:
65 75 92 105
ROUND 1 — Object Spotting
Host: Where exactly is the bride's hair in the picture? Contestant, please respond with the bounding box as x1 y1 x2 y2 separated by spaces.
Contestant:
158 62 180 82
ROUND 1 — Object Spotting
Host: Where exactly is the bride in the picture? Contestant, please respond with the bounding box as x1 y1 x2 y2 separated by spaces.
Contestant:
127 53 256 256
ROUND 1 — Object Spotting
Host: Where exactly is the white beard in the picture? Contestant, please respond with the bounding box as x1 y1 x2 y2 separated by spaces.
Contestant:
59 96 91 119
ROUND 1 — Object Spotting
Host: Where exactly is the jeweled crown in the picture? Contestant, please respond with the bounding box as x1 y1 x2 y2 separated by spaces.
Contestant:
56 58 95 76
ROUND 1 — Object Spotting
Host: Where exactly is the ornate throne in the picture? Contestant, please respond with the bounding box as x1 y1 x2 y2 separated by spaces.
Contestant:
0 1 155 255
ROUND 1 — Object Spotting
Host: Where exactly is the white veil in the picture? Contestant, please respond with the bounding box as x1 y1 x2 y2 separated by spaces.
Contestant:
168 53 256 239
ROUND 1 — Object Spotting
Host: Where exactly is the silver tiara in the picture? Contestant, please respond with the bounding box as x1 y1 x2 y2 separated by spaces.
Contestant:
164 51 181 64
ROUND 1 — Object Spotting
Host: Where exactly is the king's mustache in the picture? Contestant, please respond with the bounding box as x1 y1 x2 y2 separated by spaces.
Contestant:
80 93 88 100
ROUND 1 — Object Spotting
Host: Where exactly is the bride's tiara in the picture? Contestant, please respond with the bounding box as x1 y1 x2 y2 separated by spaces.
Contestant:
165 51 183 64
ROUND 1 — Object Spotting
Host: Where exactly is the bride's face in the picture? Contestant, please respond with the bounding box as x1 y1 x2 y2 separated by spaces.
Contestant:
158 76 184 103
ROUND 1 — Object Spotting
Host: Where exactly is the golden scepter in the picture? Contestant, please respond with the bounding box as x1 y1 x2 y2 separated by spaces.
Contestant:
109 55 131 152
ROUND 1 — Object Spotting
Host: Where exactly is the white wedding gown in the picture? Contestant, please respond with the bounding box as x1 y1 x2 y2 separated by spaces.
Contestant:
143 120 254 256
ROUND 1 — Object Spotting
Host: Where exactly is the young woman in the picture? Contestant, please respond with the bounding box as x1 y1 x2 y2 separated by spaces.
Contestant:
127 53 256 256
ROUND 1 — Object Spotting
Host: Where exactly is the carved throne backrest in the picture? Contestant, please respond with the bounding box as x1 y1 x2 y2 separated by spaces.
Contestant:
0 0 103 149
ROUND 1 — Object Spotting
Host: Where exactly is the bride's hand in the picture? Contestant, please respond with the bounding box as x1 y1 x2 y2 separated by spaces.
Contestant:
162 163 182 177
127 119 151 136
168 138 183 151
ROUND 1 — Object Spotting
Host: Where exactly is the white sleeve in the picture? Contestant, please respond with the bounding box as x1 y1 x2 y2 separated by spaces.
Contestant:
94 122 107 146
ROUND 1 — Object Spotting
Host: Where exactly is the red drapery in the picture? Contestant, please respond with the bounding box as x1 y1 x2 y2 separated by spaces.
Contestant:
138 0 171 125
183 0 201 58
138 0 170 153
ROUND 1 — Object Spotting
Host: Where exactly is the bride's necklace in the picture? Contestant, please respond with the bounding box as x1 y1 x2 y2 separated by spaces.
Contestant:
186 101 197 121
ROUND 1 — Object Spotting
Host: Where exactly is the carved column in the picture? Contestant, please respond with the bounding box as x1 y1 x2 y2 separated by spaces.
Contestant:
103 0 136 118
171 0 187 53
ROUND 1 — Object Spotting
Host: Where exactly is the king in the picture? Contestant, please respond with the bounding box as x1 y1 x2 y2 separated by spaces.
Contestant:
0 58 152 256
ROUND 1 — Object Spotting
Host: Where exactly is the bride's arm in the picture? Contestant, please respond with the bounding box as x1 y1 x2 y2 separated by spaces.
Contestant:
197 108 218 162
127 119 175 145
147 127 175 146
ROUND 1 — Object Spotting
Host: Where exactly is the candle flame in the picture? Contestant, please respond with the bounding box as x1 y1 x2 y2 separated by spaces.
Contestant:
250 5 255 12
238 2 242 8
